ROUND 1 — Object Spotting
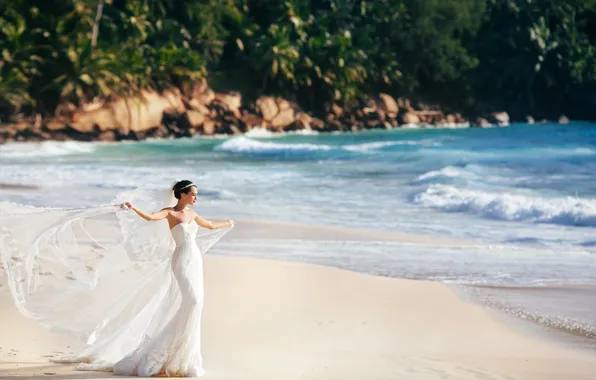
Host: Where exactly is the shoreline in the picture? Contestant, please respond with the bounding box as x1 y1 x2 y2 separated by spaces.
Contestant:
0 120 474 145
211 218 596 354
0 119 575 145
459 284 596 353
0 120 583 148
2 254 596 380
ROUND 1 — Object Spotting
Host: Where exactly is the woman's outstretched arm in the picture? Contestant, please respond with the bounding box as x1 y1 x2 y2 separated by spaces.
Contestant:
193 212 235 230
122 202 170 221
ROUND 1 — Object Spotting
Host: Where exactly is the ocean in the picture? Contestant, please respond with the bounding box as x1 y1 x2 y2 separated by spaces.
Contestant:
1 122 596 347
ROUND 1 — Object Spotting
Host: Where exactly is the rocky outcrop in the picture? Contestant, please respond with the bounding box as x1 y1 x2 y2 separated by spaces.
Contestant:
400 111 420 125
472 117 491 128
256 96 297 130
378 93 399 118
71 89 186 134
1 85 545 144
488 111 510 126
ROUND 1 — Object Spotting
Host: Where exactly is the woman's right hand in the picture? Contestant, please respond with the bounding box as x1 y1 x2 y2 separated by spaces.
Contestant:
121 202 133 210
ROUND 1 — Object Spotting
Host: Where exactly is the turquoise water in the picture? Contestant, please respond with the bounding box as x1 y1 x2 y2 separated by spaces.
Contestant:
1 123 596 286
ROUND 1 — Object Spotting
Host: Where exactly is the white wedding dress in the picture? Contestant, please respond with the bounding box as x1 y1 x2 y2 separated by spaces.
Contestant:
0 186 233 377
111 221 207 377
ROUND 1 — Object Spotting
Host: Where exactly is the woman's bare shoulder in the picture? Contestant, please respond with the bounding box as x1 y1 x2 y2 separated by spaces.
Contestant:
160 207 175 216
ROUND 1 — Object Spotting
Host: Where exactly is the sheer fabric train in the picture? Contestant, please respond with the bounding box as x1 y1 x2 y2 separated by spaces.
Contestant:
0 185 233 376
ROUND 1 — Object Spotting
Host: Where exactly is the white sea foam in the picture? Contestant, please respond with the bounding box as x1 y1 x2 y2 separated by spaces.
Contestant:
244 127 319 138
214 136 332 153
343 139 441 152
0 141 97 158
413 165 526 187
415 166 478 181
412 184 596 227
215 136 442 155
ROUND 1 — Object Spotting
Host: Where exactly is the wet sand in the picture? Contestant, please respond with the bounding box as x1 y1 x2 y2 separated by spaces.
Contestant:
462 284 596 352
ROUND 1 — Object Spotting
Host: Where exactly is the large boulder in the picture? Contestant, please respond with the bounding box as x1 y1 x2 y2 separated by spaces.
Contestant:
397 98 412 110
310 117 326 131
70 89 186 134
472 117 491 128
187 78 215 105
197 89 215 106
489 111 510 126
400 111 420 125
294 112 317 130
331 104 344 118
54 102 77 120
201 119 216 136
256 96 296 130
187 99 211 115
183 110 207 128
240 111 263 130
44 119 68 131
97 130 116 141
378 93 399 118
213 92 242 118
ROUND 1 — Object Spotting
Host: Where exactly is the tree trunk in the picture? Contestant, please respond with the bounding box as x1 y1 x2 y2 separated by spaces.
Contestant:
91 0 105 48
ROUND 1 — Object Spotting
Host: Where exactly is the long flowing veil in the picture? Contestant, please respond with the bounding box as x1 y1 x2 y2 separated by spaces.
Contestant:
0 183 233 367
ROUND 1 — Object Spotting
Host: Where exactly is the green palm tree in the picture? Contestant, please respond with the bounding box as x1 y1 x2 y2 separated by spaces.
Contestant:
251 24 301 91
0 9 43 113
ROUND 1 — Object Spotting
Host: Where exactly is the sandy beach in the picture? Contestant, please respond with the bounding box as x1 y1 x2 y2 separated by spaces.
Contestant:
1 219 595 380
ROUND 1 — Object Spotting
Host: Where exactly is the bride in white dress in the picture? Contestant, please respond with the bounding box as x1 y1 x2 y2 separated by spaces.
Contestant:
0 180 235 377
114 180 235 377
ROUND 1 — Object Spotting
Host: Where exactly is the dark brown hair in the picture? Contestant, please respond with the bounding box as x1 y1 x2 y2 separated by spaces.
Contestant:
172 180 196 199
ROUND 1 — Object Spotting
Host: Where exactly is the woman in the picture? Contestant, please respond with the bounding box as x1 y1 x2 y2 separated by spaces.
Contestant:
115 179 235 377
0 180 235 377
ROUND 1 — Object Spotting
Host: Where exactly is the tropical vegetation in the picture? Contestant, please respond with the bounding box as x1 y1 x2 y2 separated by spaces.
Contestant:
0 0 595 122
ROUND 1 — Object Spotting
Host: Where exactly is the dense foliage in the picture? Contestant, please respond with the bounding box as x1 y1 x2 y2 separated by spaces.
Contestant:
0 0 595 120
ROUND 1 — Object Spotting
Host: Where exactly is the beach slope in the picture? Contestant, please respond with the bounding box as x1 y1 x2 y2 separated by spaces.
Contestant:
1 250 595 380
